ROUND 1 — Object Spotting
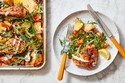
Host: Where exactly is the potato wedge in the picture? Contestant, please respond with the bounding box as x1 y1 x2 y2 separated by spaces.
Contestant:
3 0 14 5
74 18 84 31
21 22 31 29
34 22 43 33
34 53 43 67
84 24 96 32
13 0 22 5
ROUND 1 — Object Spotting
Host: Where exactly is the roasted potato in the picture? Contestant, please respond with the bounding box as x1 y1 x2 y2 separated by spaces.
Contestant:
34 53 43 67
34 22 43 33
74 18 84 31
3 21 12 30
35 34 43 40
3 0 14 5
0 36 6 43
96 32 101 37
84 24 96 32
30 51 43 67
75 38 84 47
103 43 109 48
0 22 4 33
32 14 42 22
21 22 31 29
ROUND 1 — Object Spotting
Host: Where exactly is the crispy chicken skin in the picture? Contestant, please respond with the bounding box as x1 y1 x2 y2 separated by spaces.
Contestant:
72 44 98 69
1 38 26 55
0 55 25 65
0 6 28 18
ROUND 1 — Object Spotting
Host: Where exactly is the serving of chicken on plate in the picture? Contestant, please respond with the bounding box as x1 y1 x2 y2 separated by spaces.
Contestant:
60 18 109 69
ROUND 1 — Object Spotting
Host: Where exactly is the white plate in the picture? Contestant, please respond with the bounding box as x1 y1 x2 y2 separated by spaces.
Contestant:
53 10 119 76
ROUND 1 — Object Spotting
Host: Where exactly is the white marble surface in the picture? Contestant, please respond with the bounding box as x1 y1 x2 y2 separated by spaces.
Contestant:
0 0 125 83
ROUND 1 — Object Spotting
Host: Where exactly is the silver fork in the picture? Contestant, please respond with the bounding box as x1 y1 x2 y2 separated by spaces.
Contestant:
57 24 73 81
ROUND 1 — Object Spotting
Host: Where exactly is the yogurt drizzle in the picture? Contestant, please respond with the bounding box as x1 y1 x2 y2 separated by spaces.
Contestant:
72 55 89 62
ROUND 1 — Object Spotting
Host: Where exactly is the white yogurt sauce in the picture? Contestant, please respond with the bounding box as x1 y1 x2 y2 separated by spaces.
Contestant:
92 61 97 66
12 39 16 45
33 51 37 58
2 27 6 31
4 57 8 61
6 55 13 59
5 11 9 16
72 55 89 62
25 52 31 61
4 55 13 61
15 39 21 54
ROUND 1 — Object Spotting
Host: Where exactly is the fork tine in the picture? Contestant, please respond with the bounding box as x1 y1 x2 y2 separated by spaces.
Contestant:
66 24 73 38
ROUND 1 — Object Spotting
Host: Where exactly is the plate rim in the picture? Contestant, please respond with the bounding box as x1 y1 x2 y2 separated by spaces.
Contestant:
52 10 119 76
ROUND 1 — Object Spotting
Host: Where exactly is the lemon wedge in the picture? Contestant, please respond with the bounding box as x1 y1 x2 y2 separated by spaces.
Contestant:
98 49 110 60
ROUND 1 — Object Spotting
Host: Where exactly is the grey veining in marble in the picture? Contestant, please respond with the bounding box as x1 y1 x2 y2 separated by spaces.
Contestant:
0 0 125 83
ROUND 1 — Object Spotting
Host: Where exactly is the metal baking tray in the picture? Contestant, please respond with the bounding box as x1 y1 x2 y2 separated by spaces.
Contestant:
0 0 46 70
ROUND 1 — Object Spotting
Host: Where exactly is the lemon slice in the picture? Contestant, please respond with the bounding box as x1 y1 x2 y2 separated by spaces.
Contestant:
98 49 110 60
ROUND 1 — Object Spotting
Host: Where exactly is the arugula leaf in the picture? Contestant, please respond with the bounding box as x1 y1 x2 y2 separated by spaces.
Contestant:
78 30 85 38
1 30 13 38
93 36 101 49
76 32 101 52
10 57 25 65
0 2 9 8
10 51 28 65
29 21 36 34
0 42 16 51
13 25 29 44
87 21 97 24
91 32 101 49
7 31 13 38
37 4 43 14
100 32 107 41
68 39 78 58
25 28 35 38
